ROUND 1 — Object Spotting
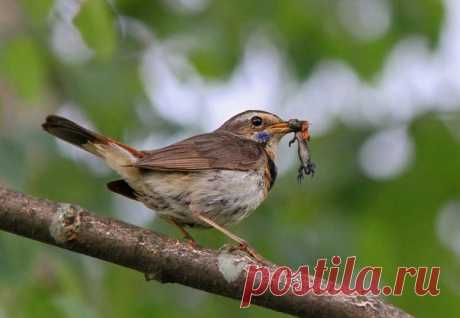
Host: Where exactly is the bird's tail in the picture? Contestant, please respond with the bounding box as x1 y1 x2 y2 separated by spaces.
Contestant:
42 115 143 179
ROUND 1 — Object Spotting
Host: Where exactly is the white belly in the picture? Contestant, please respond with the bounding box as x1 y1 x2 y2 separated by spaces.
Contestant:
131 168 267 227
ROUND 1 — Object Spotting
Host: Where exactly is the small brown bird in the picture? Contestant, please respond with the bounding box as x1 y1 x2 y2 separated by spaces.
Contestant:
43 110 308 259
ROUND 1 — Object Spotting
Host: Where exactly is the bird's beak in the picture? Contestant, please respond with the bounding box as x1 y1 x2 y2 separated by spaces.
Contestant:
267 119 307 135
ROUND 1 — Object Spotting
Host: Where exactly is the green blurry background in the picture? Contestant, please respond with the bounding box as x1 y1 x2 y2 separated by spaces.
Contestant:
0 0 459 317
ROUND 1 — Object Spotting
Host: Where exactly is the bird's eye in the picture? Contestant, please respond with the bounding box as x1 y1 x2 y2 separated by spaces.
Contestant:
251 116 263 127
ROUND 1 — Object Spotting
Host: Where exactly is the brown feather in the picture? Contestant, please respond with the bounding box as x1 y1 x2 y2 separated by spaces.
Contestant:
42 115 108 156
42 115 144 159
134 132 265 172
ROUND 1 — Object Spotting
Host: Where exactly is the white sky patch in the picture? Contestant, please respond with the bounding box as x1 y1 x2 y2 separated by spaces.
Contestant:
203 36 285 131
50 0 93 64
164 0 210 14
287 61 361 135
377 37 437 122
337 0 392 42
141 43 205 128
117 16 155 46
141 34 287 131
359 127 414 180
437 201 460 261
112 194 156 227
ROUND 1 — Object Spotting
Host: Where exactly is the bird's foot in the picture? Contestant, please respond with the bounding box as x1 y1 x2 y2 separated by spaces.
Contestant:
185 237 199 249
228 242 269 265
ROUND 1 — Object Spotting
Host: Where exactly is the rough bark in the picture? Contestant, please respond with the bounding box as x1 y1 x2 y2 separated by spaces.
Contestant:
0 185 413 318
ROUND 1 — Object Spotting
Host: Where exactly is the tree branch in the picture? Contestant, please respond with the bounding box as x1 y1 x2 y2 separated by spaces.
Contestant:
0 185 413 318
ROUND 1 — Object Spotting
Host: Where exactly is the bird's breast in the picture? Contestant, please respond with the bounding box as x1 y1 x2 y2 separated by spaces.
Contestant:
132 167 269 226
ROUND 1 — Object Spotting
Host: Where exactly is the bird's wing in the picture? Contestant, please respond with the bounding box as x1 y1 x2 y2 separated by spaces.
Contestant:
134 132 265 172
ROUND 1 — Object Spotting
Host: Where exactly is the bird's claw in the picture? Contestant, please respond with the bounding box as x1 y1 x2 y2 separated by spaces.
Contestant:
228 243 269 265
185 238 199 249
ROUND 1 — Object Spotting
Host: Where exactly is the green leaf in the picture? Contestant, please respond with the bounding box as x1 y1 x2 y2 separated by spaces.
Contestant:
20 0 54 26
0 36 47 101
74 0 117 59
189 40 239 79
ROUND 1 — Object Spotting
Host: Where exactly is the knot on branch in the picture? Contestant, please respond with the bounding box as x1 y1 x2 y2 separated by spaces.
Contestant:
49 203 82 244
217 251 251 284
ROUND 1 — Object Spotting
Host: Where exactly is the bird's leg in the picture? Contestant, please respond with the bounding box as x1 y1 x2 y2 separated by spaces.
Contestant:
192 212 266 264
167 218 197 247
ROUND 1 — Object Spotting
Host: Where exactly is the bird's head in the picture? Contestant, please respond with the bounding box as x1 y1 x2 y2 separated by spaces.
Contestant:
217 110 305 158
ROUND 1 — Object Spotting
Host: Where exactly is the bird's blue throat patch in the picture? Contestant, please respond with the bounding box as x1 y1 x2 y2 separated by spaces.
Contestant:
256 132 271 143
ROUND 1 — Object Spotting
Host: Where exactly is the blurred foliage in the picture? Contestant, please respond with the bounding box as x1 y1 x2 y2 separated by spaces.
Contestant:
0 0 458 318
115 0 444 78
74 0 117 59
0 36 48 101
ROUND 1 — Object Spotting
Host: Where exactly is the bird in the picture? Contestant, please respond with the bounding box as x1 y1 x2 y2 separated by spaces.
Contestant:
42 110 306 260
